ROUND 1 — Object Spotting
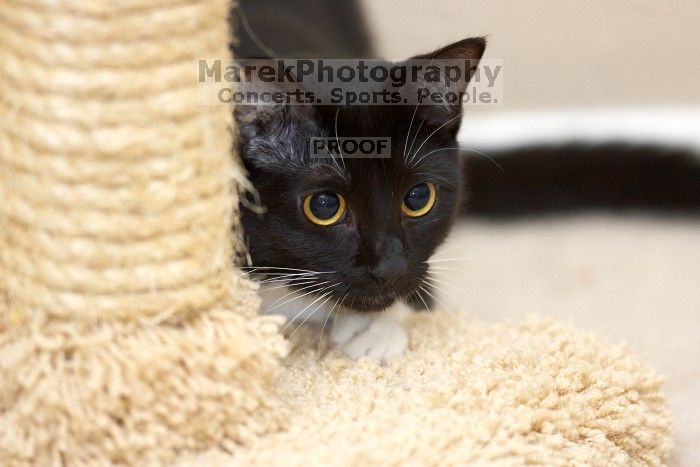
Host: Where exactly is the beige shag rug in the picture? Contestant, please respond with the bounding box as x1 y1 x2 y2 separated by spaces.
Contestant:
190 312 673 466
0 0 674 464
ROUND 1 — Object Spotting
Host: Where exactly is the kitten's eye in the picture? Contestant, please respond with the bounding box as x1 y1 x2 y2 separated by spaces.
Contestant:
402 182 437 217
303 192 346 226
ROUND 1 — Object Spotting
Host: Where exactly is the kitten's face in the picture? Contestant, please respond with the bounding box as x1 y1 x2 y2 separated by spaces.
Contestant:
237 38 484 312
240 105 462 311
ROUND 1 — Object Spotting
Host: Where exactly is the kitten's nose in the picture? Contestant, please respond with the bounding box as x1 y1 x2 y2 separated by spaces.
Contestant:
369 235 407 286
370 257 408 286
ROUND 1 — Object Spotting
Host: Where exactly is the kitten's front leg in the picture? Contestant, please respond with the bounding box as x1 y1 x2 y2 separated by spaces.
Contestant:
330 301 410 361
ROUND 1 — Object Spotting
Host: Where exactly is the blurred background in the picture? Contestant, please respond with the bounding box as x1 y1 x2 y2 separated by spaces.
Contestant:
236 1 699 464
364 0 700 109
365 2 699 465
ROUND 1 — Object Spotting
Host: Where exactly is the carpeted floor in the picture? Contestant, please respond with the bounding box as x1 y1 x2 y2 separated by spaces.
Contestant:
434 215 700 466
361 2 699 462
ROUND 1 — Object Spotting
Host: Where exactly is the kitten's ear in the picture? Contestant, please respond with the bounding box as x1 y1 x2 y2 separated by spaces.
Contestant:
234 59 316 168
412 37 486 63
235 102 316 171
408 37 486 130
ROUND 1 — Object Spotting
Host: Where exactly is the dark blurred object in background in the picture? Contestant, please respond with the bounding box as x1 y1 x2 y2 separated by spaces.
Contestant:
232 0 373 58
462 144 700 218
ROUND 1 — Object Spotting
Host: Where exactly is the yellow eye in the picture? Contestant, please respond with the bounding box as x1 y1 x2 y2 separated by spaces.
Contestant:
401 182 437 217
303 192 347 225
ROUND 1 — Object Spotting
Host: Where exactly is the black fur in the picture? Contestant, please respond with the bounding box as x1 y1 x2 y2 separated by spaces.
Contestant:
237 40 485 312
232 1 700 316
462 143 700 218
233 0 374 58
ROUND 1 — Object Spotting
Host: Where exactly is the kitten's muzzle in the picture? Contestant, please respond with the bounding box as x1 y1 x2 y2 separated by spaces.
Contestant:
368 234 408 287
343 292 397 312
369 256 408 287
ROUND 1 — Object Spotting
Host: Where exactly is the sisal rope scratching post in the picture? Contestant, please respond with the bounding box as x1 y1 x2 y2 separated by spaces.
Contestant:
0 0 285 464
0 1 675 465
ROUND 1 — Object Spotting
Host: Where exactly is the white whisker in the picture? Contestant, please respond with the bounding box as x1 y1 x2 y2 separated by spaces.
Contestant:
334 108 346 170
243 266 335 273
409 112 464 165
289 290 336 338
318 292 350 355
406 117 426 161
419 281 450 313
257 271 328 284
412 287 431 311
412 286 439 335
410 146 504 173
424 257 468 263
264 281 331 314
428 252 528 262
423 274 457 292
252 272 320 278
403 103 420 159
430 270 454 280
461 148 505 172
323 146 346 178
257 276 312 285
283 292 331 334
409 146 461 169
425 266 463 273
257 279 319 293
282 283 339 332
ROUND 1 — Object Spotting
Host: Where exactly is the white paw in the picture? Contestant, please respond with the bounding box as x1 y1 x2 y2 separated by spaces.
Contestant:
330 304 410 361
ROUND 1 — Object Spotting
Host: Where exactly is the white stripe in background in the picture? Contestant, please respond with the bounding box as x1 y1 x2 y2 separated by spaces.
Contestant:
458 107 700 151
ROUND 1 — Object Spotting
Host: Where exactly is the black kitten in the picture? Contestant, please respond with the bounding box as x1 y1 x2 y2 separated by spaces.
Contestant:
236 38 485 359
